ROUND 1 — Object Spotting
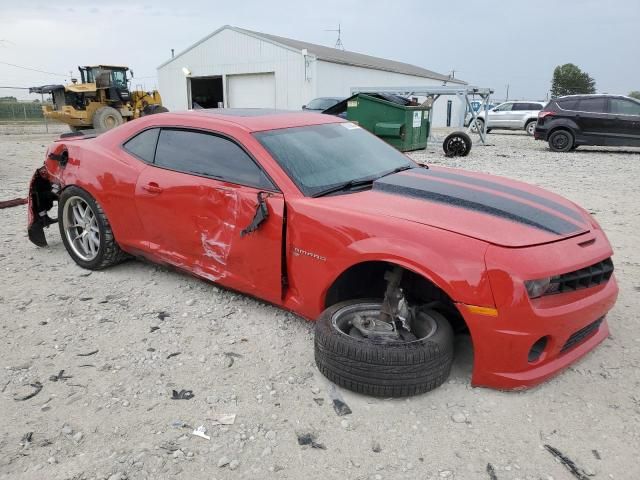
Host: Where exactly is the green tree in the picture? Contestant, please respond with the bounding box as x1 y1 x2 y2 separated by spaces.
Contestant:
629 91 640 100
550 64 596 97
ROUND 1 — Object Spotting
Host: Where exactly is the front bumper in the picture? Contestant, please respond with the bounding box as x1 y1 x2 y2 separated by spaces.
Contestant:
461 229 618 390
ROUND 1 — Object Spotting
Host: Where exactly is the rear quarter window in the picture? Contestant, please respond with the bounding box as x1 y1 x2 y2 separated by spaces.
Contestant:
557 99 579 110
123 128 160 162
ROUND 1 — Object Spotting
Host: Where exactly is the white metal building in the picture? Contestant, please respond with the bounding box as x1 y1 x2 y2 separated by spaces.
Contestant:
157 25 468 127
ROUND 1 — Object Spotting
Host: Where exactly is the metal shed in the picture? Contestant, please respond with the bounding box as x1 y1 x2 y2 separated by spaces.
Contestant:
157 25 470 127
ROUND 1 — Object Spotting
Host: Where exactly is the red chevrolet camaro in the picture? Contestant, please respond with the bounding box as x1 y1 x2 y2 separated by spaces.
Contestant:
28 110 618 396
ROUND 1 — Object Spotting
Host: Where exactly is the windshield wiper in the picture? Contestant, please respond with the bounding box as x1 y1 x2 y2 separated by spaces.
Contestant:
378 164 414 178
311 176 377 198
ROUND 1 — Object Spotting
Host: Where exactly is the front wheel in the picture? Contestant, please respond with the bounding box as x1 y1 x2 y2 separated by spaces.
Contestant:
469 118 484 133
58 186 127 270
548 130 574 152
314 299 454 397
525 121 537 136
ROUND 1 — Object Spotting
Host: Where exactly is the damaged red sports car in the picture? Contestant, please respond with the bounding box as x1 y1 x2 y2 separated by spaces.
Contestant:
28 110 618 396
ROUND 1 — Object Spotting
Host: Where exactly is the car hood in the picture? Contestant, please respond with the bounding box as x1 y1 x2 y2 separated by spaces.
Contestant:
331 167 591 247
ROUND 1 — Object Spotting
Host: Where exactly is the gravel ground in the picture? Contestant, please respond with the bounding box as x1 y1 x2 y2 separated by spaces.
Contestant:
1 124 639 480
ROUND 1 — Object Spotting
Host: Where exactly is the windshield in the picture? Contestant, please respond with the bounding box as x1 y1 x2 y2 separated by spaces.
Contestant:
306 98 340 110
254 122 414 197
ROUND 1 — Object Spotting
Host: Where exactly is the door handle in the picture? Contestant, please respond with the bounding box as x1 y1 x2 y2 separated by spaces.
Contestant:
142 182 163 194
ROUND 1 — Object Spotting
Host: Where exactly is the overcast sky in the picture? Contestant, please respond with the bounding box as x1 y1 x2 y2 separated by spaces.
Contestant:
1 0 639 101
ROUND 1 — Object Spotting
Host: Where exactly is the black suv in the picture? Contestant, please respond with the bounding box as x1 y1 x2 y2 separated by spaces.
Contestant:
534 94 640 152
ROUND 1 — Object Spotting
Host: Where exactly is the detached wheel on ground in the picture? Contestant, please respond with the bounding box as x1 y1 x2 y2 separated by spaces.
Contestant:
548 129 574 152
443 131 472 157
92 106 124 131
525 120 537 136
314 299 454 397
58 186 128 270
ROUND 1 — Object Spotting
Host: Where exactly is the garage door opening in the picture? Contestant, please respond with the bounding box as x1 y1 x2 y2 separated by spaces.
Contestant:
189 76 223 109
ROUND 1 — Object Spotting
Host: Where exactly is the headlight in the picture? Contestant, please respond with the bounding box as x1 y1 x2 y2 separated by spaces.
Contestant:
524 277 552 298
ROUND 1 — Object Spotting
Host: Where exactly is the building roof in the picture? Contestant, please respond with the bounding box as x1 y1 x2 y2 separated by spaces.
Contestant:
158 25 466 84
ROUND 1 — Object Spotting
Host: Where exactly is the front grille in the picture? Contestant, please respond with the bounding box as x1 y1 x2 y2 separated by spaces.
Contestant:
547 258 614 295
561 317 604 353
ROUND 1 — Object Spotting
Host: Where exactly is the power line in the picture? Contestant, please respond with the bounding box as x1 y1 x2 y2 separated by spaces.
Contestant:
0 60 67 77
0 86 31 90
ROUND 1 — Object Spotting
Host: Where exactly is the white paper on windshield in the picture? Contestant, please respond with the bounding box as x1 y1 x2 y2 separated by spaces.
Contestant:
341 122 361 130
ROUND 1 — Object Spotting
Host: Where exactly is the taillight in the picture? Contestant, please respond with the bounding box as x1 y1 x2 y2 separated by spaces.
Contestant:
538 110 555 119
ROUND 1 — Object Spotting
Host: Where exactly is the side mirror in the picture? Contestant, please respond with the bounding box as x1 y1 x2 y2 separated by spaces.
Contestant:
302 105 306 109
130 70 134 78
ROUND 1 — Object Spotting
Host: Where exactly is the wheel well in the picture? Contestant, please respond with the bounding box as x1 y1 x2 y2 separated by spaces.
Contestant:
525 118 537 125
324 261 468 333
548 126 575 139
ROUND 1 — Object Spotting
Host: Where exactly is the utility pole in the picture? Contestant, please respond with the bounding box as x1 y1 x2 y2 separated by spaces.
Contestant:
505 84 510 102
325 24 344 50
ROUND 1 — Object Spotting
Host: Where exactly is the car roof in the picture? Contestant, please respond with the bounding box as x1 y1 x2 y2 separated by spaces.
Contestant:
164 109 345 132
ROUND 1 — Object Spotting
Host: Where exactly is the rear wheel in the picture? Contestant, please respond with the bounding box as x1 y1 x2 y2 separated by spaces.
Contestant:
525 120 537 136
314 299 454 397
548 129 574 152
92 106 124 131
58 186 127 270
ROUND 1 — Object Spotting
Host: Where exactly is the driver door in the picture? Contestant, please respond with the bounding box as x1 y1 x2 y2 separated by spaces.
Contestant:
130 127 284 304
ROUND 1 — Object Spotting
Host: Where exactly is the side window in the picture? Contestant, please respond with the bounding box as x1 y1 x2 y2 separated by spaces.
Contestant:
558 99 579 111
609 98 640 116
154 129 274 189
528 103 543 110
511 103 527 111
494 103 513 111
577 98 606 113
123 128 159 162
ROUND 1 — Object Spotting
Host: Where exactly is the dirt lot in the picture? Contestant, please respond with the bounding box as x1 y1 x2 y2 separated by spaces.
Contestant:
1 124 639 480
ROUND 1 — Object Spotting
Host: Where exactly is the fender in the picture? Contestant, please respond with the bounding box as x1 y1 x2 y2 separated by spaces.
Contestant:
325 234 494 306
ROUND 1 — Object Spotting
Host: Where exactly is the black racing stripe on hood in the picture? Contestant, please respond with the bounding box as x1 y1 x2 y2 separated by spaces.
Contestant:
412 168 584 222
374 173 580 235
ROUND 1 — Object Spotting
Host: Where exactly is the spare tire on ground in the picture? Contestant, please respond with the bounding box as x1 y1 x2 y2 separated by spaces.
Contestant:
314 299 454 397
443 131 472 157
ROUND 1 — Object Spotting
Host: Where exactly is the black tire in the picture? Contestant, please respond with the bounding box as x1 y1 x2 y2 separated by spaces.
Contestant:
525 120 537 136
314 299 454 397
548 129 574 152
92 106 124 131
443 131 472 157
142 105 169 116
58 186 127 270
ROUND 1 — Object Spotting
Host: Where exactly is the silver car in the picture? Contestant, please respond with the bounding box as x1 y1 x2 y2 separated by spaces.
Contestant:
469 101 545 135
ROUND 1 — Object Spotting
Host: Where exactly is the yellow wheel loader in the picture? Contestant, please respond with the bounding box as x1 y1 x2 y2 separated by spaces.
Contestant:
30 65 166 131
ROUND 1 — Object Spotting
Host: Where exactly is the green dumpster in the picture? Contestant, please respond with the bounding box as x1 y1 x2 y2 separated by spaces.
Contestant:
346 94 430 151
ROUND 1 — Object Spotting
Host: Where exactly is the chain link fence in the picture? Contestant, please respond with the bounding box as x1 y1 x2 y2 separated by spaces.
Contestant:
0 102 66 135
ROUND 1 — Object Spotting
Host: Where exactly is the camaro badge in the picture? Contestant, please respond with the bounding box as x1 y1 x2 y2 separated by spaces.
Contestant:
293 247 326 262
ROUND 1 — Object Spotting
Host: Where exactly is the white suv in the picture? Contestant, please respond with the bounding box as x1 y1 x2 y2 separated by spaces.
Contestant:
469 101 545 135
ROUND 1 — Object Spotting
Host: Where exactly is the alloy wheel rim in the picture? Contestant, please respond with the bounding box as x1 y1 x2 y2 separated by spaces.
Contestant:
528 122 536 134
63 196 101 261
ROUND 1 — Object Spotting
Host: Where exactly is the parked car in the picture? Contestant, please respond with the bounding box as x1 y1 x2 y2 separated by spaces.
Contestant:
463 100 496 127
302 97 345 112
28 110 618 396
469 101 545 135
535 94 640 152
